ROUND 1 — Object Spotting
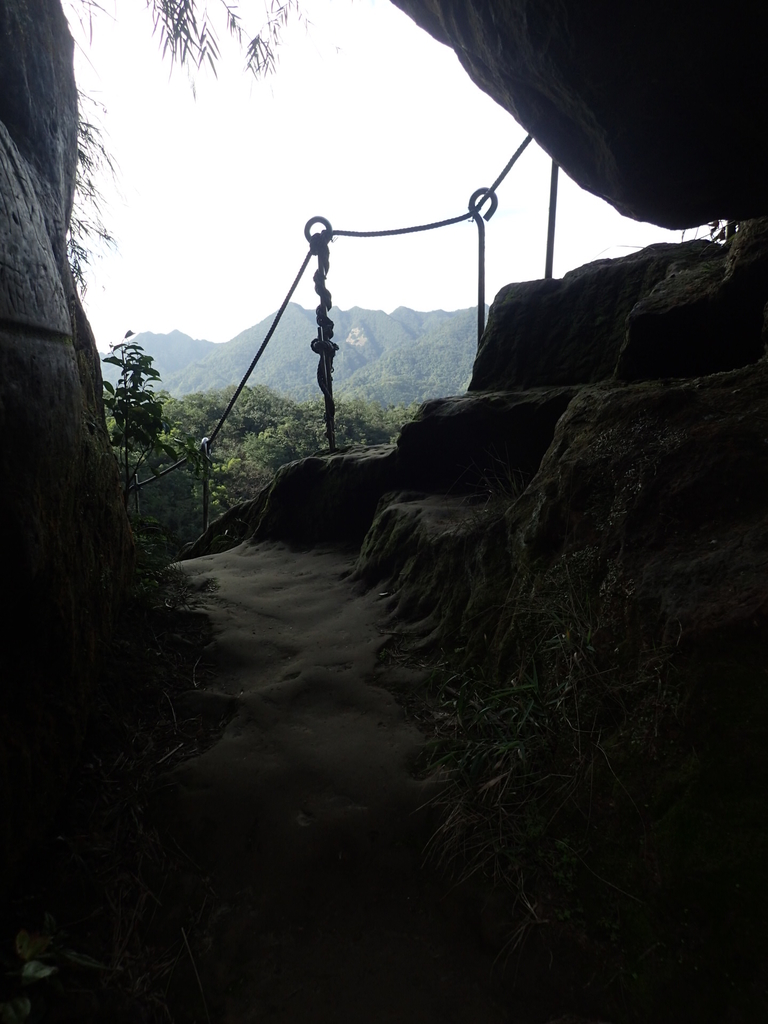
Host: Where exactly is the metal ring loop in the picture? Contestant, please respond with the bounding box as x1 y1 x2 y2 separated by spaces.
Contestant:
468 188 499 222
304 216 333 242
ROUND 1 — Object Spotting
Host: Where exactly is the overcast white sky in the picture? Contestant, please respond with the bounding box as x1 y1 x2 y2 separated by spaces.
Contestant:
68 0 689 351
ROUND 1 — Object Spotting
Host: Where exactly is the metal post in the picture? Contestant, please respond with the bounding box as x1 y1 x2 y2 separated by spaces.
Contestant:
200 437 211 534
468 188 499 346
202 466 209 535
545 159 559 279
476 211 486 344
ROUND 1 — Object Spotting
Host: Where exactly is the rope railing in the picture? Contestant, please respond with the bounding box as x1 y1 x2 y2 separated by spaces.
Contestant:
128 134 538 533
331 134 533 240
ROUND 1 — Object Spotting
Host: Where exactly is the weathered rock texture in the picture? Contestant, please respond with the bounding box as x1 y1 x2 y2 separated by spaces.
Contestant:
471 241 721 390
389 0 768 227
355 363 768 1022
618 217 768 380
475 226 768 390
0 0 132 890
190 224 768 1019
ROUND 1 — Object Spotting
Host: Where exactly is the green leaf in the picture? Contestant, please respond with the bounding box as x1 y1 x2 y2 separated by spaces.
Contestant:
0 997 32 1024
21 960 58 984
14 930 51 962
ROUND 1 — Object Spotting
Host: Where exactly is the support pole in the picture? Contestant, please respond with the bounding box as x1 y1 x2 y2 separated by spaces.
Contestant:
202 467 209 535
468 187 499 346
200 437 211 534
545 160 559 280
476 211 486 345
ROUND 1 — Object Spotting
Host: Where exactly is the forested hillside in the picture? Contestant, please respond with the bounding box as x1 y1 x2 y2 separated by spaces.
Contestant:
340 306 478 404
135 384 416 549
108 304 480 405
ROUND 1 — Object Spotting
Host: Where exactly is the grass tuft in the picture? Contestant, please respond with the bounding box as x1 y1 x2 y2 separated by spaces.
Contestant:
403 555 678 909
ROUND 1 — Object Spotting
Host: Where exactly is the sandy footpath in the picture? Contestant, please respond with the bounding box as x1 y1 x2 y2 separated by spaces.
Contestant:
152 540 511 1024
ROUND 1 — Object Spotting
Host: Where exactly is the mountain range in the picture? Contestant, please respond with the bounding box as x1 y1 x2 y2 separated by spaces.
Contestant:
102 304 482 406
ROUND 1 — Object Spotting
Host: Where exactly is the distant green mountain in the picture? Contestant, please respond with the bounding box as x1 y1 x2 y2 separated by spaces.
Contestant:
340 307 479 405
101 330 215 386
106 304 483 406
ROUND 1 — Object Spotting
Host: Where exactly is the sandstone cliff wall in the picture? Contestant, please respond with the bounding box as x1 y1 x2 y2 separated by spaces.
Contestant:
0 0 133 890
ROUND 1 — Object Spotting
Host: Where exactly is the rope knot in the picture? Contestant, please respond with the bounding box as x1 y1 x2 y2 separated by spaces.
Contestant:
309 230 331 259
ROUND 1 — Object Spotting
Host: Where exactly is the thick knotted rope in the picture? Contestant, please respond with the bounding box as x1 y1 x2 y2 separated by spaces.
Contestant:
306 217 339 452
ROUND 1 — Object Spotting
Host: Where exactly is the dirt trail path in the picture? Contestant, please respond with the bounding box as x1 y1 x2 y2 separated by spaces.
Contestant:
154 540 512 1024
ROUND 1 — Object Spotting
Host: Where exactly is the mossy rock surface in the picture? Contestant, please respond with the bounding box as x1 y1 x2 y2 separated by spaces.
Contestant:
355 362 768 1021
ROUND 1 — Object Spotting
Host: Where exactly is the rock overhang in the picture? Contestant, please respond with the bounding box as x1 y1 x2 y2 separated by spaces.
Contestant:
390 0 768 227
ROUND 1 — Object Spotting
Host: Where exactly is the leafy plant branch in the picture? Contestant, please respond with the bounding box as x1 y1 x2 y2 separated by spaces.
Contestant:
147 0 306 77
0 914 105 1024
67 91 118 294
103 335 199 507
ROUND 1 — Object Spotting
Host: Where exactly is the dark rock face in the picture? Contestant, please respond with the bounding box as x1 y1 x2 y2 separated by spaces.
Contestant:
471 241 721 391
389 0 768 227
355 363 768 1020
398 387 575 489
251 444 401 543
0 0 132 890
618 217 768 380
472 225 768 391
517 369 768 642
180 445 402 556
0 0 76 264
